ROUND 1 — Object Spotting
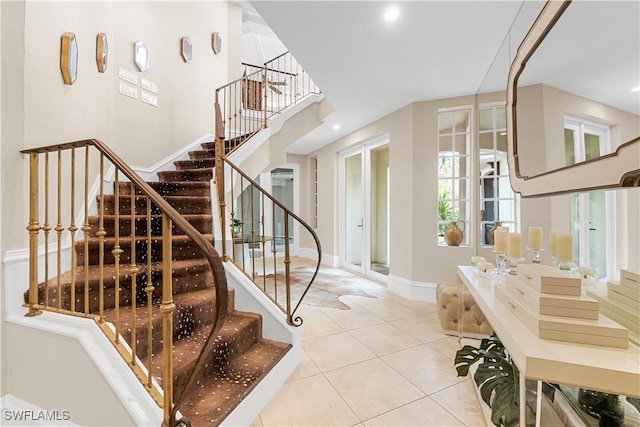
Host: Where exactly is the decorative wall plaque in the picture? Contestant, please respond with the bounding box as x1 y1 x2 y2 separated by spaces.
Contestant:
181 36 192 63
96 33 108 73
134 41 149 72
60 32 79 85
212 32 222 55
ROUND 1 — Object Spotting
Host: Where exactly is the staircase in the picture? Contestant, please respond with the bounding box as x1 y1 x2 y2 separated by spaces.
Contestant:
25 136 291 426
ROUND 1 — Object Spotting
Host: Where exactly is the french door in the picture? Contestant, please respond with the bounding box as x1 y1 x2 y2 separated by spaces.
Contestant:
565 118 613 279
340 139 390 278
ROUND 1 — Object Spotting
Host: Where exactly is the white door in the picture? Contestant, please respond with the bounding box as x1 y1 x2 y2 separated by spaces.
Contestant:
341 140 390 278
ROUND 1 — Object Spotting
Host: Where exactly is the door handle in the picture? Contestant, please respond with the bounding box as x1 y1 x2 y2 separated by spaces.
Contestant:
357 219 363 228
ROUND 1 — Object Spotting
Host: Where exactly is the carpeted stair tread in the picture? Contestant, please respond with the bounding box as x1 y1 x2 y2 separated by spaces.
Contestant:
117 181 212 197
148 310 265 391
174 159 216 170
101 195 212 215
188 149 216 160
26 259 215 311
179 340 291 427
158 169 213 182
88 214 212 236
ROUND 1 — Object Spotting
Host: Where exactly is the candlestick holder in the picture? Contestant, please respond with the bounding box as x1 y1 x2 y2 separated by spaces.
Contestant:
493 251 507 276
526 247 545 264
507 257 525 275
558 259 576 273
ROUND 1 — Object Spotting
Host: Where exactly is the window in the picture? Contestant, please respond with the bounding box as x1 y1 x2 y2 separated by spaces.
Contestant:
437 107 471 245
565 117 614 279
478 105 517 245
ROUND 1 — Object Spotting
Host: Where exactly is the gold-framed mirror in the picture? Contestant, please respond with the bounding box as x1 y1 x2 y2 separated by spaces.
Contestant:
96 33 108 73
507 0 640 197
60 32 78 85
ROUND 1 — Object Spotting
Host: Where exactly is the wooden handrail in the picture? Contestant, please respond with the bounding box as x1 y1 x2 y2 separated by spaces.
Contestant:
22 138 228 426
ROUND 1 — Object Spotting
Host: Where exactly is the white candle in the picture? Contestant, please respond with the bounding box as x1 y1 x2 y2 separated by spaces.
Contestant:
494 230 508 253
556 233 573 262
548 231 559 256
528 227 542 250
507 232 522 259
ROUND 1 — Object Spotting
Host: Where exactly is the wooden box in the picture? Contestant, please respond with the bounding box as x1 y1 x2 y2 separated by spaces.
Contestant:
517 264 581 296
506 275 599 320
495 282 628 349
608 281 640 304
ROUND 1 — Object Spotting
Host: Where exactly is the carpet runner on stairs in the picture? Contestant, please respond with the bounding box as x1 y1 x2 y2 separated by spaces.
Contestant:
26 137 290 426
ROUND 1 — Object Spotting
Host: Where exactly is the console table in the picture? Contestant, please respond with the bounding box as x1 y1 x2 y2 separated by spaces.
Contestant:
457 266 640 426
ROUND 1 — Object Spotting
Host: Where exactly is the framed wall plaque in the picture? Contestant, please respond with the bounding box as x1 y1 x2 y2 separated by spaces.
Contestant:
212 32 222 55
181 36 192 63
96 33 108 73
60 32 79 85
134 41 149 72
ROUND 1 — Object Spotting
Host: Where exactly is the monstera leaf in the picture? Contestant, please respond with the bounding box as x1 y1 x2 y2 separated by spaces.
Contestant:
454 336 504 377
455 335 555 427
474 349 520 427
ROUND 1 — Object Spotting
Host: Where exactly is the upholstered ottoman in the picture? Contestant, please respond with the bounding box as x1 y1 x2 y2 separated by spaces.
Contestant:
436 281 493 338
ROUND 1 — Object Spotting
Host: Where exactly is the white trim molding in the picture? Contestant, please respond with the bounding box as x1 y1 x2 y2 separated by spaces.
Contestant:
387 274 437 303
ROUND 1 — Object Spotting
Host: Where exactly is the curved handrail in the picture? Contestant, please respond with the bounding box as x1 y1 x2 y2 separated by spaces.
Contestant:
221 154 322 326
22 138 228 426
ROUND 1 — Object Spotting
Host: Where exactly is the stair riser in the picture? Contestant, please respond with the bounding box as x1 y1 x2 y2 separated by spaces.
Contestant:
174 159 215 170
188 150 215 160
116 182 211 197
101 197 212 216
76 240 208 266
87 216 212 237
158 170 213 182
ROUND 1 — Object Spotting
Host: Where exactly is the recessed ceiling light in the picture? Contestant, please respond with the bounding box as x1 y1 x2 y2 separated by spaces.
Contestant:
332 124 340 130
383 6 399 22
631 86 640 92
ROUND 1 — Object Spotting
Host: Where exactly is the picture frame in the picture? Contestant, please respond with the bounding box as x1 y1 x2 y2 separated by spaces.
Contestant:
96 33 108 73
181 36 192 63
60 32 79 85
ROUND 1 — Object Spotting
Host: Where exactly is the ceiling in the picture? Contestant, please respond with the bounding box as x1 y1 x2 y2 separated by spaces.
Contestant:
245 1 637 155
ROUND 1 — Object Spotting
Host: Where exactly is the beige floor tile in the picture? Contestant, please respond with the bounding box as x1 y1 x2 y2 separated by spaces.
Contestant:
390 315 448 344
349 323 421 356
286 349 321 383
363 396 464 426
326 306 385 331
324 358 425 421
382 345 466 395
304 331 376 372
301 312 344 341
361 300 420 321
260 374 360 426
427 336 462 359
394 298 439 314
341 294 381 307
430 380 486 427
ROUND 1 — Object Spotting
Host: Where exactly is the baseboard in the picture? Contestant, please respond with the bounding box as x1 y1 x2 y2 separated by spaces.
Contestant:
387 274 437 303
299 248 339 268
3 244 72 318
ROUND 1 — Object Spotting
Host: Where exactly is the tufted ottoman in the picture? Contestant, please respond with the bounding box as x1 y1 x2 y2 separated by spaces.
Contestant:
436 281 493 338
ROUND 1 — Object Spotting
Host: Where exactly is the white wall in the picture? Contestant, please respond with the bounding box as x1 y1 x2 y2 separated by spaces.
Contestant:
0 0 241 415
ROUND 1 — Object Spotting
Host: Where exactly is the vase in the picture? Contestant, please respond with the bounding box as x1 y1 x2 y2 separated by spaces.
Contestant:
487 221 502 245
445 221 465 246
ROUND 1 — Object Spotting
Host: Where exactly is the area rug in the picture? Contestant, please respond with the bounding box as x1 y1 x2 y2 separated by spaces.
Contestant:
257 259 378 310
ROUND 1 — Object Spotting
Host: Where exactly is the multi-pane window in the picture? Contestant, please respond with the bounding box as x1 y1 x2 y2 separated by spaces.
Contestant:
437 108 471 245
479 105 517 244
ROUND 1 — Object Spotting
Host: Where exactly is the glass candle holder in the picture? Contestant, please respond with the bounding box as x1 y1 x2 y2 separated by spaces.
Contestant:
494 251 507 276
558 259 576 272
507 257 525 275
526 247 545 264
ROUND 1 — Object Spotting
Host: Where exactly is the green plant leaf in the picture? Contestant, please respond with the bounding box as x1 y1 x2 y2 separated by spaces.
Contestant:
454 336 505 377
474 350 519 427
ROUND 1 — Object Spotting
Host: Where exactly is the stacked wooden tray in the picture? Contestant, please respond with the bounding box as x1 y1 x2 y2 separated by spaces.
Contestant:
494 263 629 349
586 269 640 346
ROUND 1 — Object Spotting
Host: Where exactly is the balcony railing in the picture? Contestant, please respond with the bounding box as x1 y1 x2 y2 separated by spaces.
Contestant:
215 51 321 153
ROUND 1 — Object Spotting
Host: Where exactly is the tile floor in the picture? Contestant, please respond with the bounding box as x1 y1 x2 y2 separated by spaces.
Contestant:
251 273 486 427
